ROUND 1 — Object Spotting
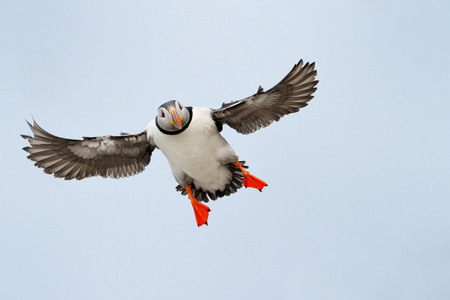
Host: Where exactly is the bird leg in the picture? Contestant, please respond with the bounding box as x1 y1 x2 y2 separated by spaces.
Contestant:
234 161 268 191
185 185 210 227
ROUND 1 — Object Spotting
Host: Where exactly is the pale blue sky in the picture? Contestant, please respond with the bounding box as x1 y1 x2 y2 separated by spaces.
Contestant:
1 1 449 299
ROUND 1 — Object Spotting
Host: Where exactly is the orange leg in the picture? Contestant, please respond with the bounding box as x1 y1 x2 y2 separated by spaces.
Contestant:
234 162 268 191
186 185 210 227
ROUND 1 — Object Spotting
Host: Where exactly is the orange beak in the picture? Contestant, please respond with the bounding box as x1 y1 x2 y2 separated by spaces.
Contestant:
171 108 183 129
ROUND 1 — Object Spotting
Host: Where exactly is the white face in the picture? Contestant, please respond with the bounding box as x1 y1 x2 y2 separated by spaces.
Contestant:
156 100 191 133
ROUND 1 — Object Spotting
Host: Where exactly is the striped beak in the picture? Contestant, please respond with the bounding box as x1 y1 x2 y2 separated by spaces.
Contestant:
171 108 183 129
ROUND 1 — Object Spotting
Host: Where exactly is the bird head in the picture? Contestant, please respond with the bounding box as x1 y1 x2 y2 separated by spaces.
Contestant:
156 100 191 133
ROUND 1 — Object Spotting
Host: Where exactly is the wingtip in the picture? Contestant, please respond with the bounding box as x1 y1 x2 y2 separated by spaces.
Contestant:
24 117 41 133
26 114 37 126
22 146 31 153
257 85 264 94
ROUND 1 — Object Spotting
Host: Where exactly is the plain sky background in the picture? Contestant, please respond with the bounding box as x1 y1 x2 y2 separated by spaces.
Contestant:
1 1 449 299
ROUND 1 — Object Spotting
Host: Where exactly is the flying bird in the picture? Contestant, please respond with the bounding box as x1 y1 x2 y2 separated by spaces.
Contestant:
22 60 318 226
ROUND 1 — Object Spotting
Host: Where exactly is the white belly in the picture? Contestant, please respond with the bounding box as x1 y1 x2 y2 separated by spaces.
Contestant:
147 107 238 192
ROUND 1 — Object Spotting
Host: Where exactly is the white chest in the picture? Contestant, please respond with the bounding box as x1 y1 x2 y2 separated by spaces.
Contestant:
146 107 238 188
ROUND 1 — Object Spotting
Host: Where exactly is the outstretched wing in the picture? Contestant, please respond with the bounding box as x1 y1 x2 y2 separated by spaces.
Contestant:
22 120 155 180
211 59 318 134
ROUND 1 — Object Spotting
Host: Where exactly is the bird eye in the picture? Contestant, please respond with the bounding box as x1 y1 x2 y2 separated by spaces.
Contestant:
160 111 165 118
178 103 183 110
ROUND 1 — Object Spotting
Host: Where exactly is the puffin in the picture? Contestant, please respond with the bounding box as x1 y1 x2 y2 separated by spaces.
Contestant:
22 59 318 227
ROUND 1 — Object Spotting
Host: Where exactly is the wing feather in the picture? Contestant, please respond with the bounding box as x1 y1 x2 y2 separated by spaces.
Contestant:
211 59 318 134
22 120 155 180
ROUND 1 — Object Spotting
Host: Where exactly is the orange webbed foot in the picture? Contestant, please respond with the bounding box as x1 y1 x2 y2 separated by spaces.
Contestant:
186 185 210 227
234 161 268 191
